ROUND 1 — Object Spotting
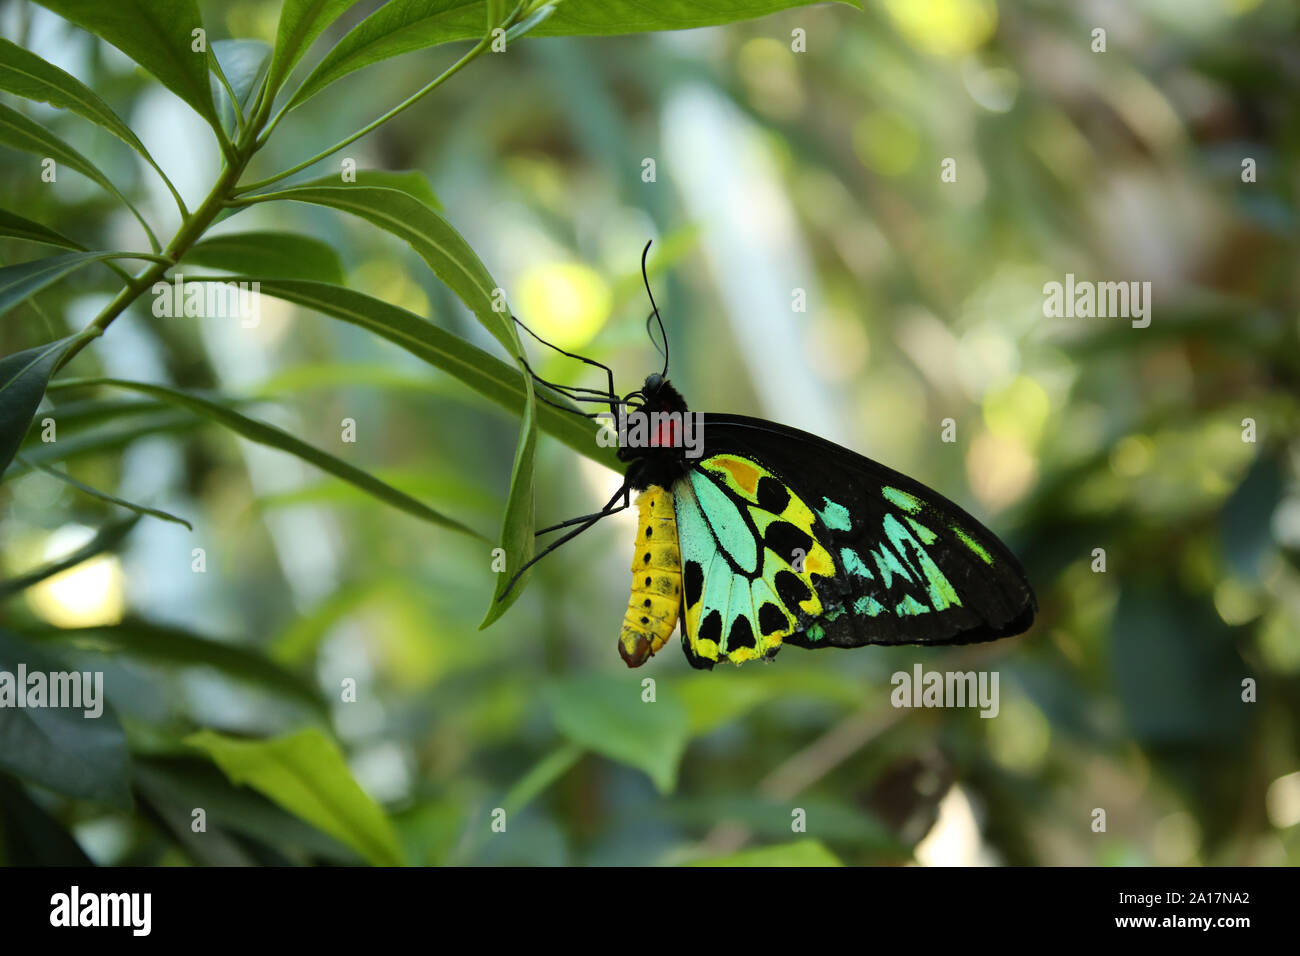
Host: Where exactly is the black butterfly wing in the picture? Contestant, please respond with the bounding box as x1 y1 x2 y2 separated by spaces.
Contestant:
680 413 1036 660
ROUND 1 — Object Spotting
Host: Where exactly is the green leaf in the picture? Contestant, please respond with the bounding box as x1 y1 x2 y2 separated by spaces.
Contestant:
0 37 177 204
675 672 774 737
0 252 142 319
34 0 220 130
134 757 362 863
229 188 541 623
186 728 405 866
0 627 132 808
242 185 515 354
0 333 93 478
267 0 360 98
0 103 157 247
45 377 486 540
26 619 326 713
182 277 614 468
543 675 689 794
687 839 844 867
480 384 535 627
16 454 193 529
286 168 441 209
210 39 270 129
182 232 345 283
0 516 138 598
0 208 85 251
289 0 857 105
0 775 95 865
286 0 486 108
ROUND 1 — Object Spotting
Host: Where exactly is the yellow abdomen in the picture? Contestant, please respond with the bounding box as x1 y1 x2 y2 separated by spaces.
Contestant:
618 486 682 667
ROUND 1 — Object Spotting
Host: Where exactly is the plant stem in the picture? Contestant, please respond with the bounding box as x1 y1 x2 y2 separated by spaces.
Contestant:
238 37 493 194
56 135 258 373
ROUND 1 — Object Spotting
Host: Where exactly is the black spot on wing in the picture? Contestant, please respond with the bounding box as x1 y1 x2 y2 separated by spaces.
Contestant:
774 569 812 609
728 615 756 650
756 475 790 513
684 560 704 609
764 521 812 561
699 609 723 645
758 602 788 636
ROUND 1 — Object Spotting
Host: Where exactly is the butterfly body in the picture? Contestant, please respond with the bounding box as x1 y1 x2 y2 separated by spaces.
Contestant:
614 376 1038 670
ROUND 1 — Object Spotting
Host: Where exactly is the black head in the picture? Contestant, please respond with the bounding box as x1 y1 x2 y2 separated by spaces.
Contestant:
618 375 691 489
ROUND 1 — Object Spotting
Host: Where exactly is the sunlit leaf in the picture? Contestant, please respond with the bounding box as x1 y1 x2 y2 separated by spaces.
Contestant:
544 675 689 794
186 728 405 866
687 839 843 867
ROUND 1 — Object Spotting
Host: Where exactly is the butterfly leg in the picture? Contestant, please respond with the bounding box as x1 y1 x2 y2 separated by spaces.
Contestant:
499 484 632 599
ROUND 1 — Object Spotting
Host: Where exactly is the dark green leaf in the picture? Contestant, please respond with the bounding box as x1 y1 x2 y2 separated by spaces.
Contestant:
0 627 132 808
286 169 441 209
0 252 138 319
46 377 486 540
26 619 325 713
0 208 84 251
0 37 170 182
544 675 689 794
480 384 535 627
0 775 95 865
182 232 344 283
289 0 858 105
186 728 405 866
34 0 220 129
267 0 359 98
0 333 93 477
0 103 156 245
182 277 614 467
210 39 270 128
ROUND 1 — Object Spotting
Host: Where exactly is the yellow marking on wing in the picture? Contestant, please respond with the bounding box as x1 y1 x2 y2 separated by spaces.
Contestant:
708 455 761 498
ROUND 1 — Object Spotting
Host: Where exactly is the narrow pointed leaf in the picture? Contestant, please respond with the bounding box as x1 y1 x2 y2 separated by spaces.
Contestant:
46 377 486 539
0 208 84 251
267 0 359 97
16 454 193 529
177 277 617 470
0 37 170 181
33 0 220 129
0 333 93 477
0 516 138 598
0 103 156 245
0 252 140 319
186 728 405 867
27 620 325 713
182 232 344 283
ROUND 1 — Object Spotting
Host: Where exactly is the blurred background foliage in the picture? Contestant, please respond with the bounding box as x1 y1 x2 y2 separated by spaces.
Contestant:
2 0 1299 866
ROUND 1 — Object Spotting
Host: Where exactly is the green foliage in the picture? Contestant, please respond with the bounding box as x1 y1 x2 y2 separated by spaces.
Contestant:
1 0 1296 869
186 729 405 866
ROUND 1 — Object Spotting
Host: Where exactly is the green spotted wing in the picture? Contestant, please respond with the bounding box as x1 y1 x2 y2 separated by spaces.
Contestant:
672 414 1036 669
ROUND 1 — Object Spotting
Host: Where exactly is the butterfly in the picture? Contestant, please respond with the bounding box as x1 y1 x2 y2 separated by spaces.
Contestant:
504 244 1037 669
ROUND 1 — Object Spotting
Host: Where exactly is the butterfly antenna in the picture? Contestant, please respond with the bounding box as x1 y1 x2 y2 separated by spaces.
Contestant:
513 314 619 416
640 240 668 378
